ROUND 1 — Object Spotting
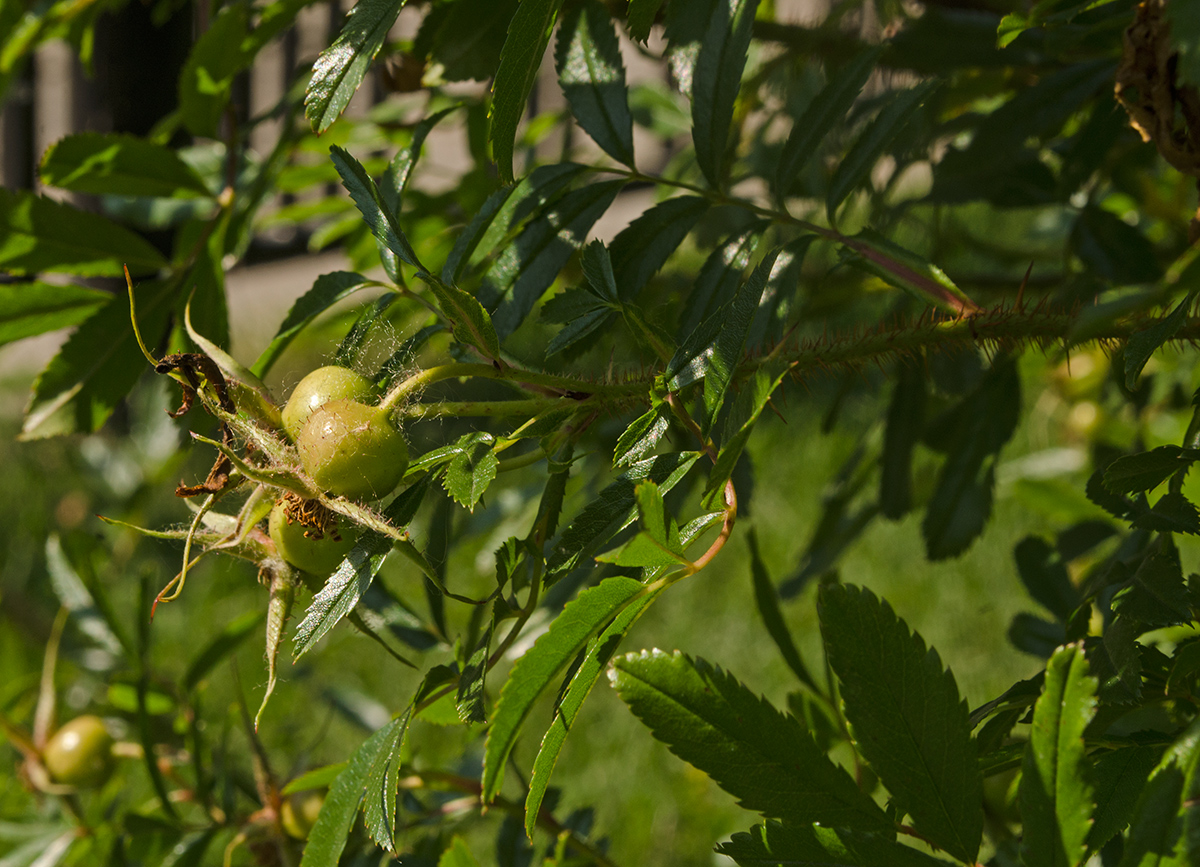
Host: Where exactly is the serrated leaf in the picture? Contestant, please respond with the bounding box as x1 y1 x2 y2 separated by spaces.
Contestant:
1125 291 1197 389
827 81 937 219
524 585 663 834
702 248 780 432
257 568 296 729
300 720 402 867
819 583 983 863
718 821 957 867
490 0 564 183
555 0 634 166
490 180 624 339
22 277 173 439
444 432 498 512
1133 491 1200 536
1088 745 1158 852
546 451 700 576
292 479 429 660
362 708 411 851
456 620 493 723
611 649 892 829
613 403 670 467
597 481 688 568
0 281 107 348
1117 716 1200 867
482 576 646 802
678 223 761 337
840 227 978 315
1019 643 1097 867
627 0 666 42
183 611 264 692
691 0 760 187
1103 446 1200 495
0 188 167 277
39 132 211 198
425 276 503 361
775 47 880 199
330 145 425 272
1112 553 1192 627
1015 536 1083 622
306 0 406 132
706 365 788 499
545 301 613 357
609 195 709 300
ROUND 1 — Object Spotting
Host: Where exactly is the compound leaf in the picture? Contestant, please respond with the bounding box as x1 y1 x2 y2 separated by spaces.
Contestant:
718 821 957 867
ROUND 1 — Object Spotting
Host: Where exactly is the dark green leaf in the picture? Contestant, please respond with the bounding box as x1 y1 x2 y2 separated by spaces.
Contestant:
1014 536 1082 622
613 403 670 467
922 358 1020 560
1008 613 1067 658
178 3 251 137
0 188 167 277
1117 717 1200 867
490 180 624 338
490 0 564 183
546 451 700 576
1088 745 1159 852
22 277 173 439
425 277 503 361
691 0 760 187
362 709 411 851
1133 491 1200 536
330 145 425 272
827 81 936 219
183 611 265 692
1112 553 1192 627
718 821 957 867
1071 205 1162 286
555 0 634 166
1019 643 1097 867
306 0 407 133
0 281 107 348
1103 446 1199 495
525 587 663 834
880 363 925 520
664 0 718 100
482 576 646 802
418 0 518 82
679 223 761 337
545 301 613 357
444 432 498 512
300 721 401 867
609 196 709 301
775 47 881 199
702 248 780 431
627 0 666 42
1125 291 1197 389
456 620 492 723
706 365 789 500
612 649 892 829
292 479 429 660
251 272 373 377
748 530 816 691
819 584 983 863
39 133 211 198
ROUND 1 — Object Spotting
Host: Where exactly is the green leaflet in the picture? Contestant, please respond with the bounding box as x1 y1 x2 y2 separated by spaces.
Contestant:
691 0 760 187
0 281 107 349
362 708 412 851
718 821 957 867
679 223 762 338
300 719 404 867
292 479 430 660
611 650 892 830
330 145 425 273
0 188 167 278
613 403 670 468
178 3 251 137
1103 446 1200 496
1088 745 1159 853
705 365 789 501
438 837 483 867
774 47 880 200
1111 553 1192 628
748 531 817 691
1014 536 1083 623
545 451 701 577
879 363 925 520
39 132 211 198
443 432 498 512
1019 643 1097 867
306 0 407 133
826 81 937 220
839 228 978 316
1125 291 1198 389
1117 716 1200 867
819 584 983 863
22 278 174 439
627 0 666 43
456 619 492 723
609 195 709 300
256 568 296 729
424 277 503 362
253 270 375 376
481 576 646 803
555 0 634 167
490 0 564 183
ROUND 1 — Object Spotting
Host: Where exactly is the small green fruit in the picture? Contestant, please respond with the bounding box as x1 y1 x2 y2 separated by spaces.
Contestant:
43 715 114 788
282 366 377 441
297 398 408 501
281 790 325 839
269 499 355 574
